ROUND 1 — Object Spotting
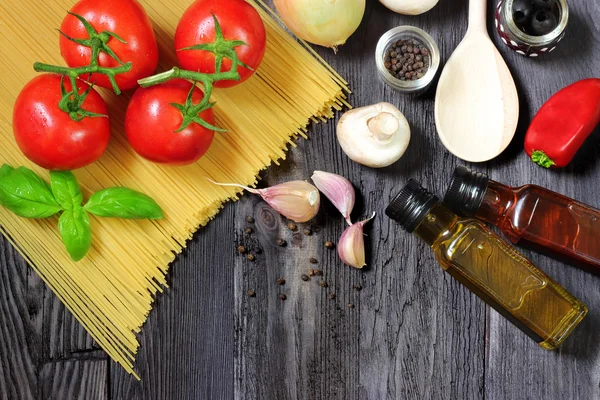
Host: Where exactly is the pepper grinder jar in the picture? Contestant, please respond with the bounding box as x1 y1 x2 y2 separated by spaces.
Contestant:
495 0 569 57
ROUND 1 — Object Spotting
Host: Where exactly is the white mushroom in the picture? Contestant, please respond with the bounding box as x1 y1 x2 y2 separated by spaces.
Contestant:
378 0 439 15
336 102 410 168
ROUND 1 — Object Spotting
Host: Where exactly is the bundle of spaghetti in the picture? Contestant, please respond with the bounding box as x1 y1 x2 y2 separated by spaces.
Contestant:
0 0 350 378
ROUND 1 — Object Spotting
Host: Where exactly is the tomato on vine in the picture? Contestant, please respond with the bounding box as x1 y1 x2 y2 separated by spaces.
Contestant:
12 74 110 171
174 0 267 88
58 0 158 92
125 80 218 166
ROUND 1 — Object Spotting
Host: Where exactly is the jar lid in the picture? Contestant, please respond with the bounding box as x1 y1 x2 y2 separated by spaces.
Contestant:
386 179 438 233
443 165 489 216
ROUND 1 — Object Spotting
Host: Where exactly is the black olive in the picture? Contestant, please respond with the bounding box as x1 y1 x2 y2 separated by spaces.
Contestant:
512 0 534 27
531 0 556 10
530 9 558 36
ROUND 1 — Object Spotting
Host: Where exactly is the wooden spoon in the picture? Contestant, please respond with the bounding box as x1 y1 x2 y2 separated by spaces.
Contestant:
435 0 519 162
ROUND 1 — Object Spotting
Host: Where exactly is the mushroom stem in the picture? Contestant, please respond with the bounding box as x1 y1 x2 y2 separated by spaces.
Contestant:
367 112 399 141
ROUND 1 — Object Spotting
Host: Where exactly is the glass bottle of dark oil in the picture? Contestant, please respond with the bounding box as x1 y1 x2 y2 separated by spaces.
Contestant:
444 165 600 274
386 179 587 349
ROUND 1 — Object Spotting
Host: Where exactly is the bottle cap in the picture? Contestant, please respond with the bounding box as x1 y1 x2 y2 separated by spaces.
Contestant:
443 165 489 216
385 179 439 233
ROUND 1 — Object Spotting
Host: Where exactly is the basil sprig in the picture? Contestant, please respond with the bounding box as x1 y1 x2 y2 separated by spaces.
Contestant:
0 164 164 262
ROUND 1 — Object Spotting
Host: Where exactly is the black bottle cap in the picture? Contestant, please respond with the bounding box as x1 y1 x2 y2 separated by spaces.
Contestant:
443 165 489 216
385 179 439 233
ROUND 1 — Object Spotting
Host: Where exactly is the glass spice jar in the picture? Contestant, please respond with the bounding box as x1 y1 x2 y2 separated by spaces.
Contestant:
495 0 569 57
375 26 440 94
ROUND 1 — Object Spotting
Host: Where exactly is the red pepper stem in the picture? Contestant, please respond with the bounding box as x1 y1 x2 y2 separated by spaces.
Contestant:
531 150 556 168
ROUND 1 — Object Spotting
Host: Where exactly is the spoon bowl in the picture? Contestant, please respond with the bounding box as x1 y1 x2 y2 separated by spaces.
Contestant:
435 0 519 162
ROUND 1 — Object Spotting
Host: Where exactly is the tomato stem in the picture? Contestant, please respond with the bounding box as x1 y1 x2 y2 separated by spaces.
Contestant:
57 76 108 122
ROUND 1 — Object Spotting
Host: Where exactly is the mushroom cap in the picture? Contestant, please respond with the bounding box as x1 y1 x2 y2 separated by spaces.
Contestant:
336 102 410 168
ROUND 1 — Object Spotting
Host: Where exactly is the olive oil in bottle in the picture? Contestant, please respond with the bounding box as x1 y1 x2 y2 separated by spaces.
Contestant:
386 179 587 349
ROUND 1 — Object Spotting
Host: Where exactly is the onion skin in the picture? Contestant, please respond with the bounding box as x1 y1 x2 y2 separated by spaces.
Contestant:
273 0 366 49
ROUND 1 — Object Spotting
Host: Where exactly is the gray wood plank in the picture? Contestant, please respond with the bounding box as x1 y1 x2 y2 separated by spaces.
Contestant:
110 204 235 400
484 1 600 396
0 234 107 400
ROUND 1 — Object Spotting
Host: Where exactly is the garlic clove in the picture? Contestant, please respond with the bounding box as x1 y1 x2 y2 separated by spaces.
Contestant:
208 179 320 223
337 213 375 269
337 102 410 168
257 180 320 223
311 170 355 225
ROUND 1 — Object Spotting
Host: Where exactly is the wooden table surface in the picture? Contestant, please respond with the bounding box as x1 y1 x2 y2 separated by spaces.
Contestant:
2 0 600 399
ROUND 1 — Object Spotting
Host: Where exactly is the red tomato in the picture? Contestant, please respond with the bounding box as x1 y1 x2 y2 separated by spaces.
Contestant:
59 0 158 91
125 80 216 165
174 0 267 88
12 74 110 171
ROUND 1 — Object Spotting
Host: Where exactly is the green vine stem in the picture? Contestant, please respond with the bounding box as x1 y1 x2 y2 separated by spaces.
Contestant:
33 11 133 95
34 61 132 95
137 13 250 132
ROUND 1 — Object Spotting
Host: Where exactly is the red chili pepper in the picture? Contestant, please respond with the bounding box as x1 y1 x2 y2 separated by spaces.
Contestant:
524 78 600 168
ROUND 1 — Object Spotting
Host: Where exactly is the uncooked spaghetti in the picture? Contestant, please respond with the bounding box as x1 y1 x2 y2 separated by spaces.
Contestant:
0 0 350 378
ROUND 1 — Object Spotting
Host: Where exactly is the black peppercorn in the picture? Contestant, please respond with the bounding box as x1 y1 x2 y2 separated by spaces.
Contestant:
245 227 253 234
246 216 255 224
309 258 318 264
353 283 362 291
276 238 287 247
247 289 256 297
276 278 286 285
328 293 336 300
348 303 355 309
279 294 287 301
325 240 334 249
319 281 328 288
237 245 246 254
303 228 312 236
247 254 255 261
287 222 297 231
301 274 310 281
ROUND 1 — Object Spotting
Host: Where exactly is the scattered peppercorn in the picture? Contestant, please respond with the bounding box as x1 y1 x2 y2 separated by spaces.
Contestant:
276 238 287 247
324 241 334 249
309 258 318 264
303 228 312 236
319 281 328 288
287 222 297 231
353 283 362 291
347 303 355 309
247 289 256 297
245 227 253 234
328 293 336 300
383 38 430 81
279 294 287 301
246 216 255 223
247 254 255 261
313 269 323 276
301 274 310 281
237 245 246 254
276 278 286 285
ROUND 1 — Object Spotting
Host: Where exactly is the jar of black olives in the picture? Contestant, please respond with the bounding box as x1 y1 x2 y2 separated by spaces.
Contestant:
495 0 568 57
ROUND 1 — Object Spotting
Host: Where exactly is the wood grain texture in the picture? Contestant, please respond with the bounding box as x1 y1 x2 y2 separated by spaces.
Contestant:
0 234 107 400
2 0 600 399
109 204 235 400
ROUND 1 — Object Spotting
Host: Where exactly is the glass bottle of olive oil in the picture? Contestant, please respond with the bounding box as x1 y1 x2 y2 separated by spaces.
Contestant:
386 179 587 349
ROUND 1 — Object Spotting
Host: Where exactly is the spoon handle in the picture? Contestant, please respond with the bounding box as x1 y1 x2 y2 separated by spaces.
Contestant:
468 0 488 34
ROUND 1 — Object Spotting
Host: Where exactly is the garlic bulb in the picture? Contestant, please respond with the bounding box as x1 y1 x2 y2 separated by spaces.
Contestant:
379 0 439 15
337 102 410 168
273 0 366 51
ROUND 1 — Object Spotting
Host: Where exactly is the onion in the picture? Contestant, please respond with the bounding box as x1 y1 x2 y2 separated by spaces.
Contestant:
273 0 366 51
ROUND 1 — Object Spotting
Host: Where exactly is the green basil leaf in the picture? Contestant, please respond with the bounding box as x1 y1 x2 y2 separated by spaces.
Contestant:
50 170 83 210
0 165 62 218
58 207 92 262
83 187 164 219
